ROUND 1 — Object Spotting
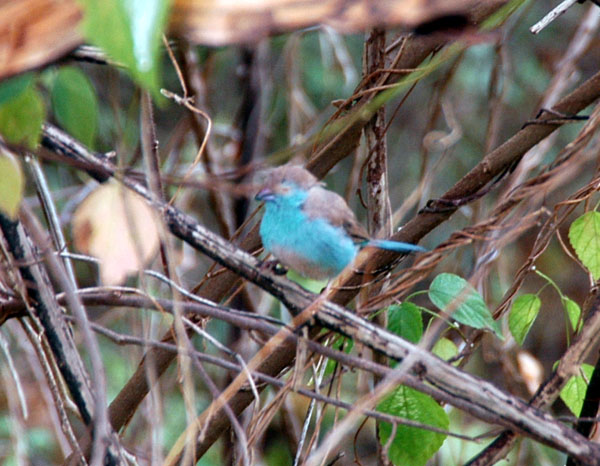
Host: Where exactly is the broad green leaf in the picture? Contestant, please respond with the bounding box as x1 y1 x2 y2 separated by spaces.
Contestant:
388 302 423 344
51 67 98 147
569 211 600 279
77 0 171 96
432 338 458 363
0 85 45 149
378 386 448 466
0 151 24 219
428 273 502 338
563 297 581 333
0 73 34 106
508 294 541 345
560 364 594 416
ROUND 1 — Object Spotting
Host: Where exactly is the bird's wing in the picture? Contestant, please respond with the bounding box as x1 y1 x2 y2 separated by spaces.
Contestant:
302 187 369 242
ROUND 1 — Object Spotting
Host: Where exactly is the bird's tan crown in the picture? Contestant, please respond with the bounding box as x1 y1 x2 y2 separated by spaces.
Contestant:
262 165 321 192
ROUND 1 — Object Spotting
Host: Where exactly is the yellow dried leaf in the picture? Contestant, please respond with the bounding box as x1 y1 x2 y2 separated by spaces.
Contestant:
0 150 24 219
72 182 159 285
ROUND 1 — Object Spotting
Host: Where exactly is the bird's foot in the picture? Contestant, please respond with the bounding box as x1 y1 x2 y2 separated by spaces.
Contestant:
258 259 288 276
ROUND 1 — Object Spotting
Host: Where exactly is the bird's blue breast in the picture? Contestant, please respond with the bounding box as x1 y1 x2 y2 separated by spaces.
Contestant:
260 190 357 279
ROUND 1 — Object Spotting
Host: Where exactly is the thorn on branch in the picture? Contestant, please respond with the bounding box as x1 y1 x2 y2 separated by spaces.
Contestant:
522 108 589 129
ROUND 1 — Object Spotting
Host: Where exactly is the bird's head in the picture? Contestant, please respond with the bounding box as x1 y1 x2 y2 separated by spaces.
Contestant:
255 165 321 203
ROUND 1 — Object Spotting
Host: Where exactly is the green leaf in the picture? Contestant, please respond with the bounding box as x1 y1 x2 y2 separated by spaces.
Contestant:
563 297 581 333
569 211 600 279
378 386 448 466
388 302 423 344
428 273 502 338
508 294 541 345
0 73 34 106
0 151 24 219
51 67 99 147
560 364 594 416
0 85 45 149
77 0 171 96
432 338 458 363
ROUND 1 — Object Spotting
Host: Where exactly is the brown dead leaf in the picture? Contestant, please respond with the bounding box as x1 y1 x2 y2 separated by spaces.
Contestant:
170 0 476 45
72 181 160 285
0 0 82 80
0 0 476 79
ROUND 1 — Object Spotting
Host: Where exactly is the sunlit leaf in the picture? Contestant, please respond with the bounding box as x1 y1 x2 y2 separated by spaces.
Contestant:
0 85 45 149
51 66 98 147
432 338 458 363
388 302 423 344
569 211 600 279
563 297 581 333
378 386 448 466
508 294 541 345
77 0 171 96
561 364 594 416
72 181 160 285
429 273 502 338
0 151 24 219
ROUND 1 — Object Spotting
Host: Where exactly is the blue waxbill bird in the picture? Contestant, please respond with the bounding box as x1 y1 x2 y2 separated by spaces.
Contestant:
255 165 426 280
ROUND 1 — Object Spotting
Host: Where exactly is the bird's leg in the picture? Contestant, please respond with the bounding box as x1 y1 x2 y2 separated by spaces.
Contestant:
258 259 288 275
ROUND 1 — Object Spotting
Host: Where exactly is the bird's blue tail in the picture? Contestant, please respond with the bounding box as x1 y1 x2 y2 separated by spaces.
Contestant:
364 239 427 253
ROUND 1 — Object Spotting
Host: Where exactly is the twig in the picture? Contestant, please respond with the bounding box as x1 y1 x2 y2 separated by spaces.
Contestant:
25 155 78 289
530 0 580 34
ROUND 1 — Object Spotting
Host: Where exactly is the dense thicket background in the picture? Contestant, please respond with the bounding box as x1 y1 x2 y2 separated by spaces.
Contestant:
1 0 600 465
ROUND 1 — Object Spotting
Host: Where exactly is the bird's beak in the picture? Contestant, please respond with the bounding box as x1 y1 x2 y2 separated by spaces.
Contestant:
255 188 276 202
